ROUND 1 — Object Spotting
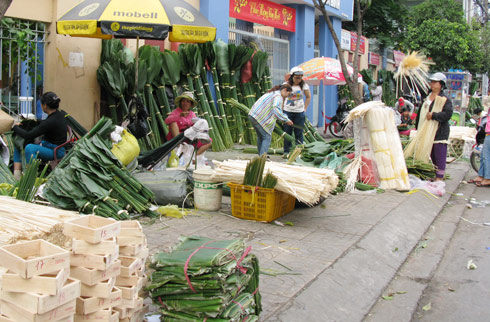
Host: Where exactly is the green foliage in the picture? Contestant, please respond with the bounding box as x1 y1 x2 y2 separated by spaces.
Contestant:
378 69 396 107
479 24 490 75
359 69 373 85
1 17 43 82
409 0 465 25
402 0 483 74
343 0 407 48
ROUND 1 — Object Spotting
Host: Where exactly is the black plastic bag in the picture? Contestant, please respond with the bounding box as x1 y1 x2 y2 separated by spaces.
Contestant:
127 95 149 139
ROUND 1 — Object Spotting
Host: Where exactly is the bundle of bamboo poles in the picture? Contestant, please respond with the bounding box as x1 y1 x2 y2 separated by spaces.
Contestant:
211 160 338 205
0 196 80 246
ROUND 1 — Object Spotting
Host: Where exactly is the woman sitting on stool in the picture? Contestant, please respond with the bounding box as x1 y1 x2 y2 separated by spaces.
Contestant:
165 91 211 155
12 92 67 180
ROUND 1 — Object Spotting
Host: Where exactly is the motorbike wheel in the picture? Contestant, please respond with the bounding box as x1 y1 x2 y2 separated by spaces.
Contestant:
329 121 344 138
470 151 481 173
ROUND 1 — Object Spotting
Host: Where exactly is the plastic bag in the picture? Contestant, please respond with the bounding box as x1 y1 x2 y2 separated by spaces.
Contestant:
409 174 446 197
176 143 195 167
127 96 149 139
133 169 193 206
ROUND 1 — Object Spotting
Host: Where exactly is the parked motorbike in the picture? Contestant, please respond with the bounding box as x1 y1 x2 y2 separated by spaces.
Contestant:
328 99 350 138
470 143 481 173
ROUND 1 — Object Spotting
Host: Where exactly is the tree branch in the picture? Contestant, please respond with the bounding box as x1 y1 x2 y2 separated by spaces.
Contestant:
312 0 364 105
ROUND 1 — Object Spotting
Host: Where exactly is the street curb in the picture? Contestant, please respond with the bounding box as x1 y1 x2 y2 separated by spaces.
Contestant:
269 162 470 322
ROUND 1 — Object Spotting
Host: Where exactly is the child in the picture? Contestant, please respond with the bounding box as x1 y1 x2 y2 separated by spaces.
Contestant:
398 107 413 136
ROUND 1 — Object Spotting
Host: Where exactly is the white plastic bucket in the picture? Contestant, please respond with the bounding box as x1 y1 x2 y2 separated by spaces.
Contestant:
193 169 222 211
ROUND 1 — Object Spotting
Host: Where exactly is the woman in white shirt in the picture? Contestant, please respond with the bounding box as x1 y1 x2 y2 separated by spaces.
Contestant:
283 66 311 158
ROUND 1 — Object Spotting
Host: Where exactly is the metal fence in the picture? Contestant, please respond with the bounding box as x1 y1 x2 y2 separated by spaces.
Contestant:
0 18 47 118
229 21 289 87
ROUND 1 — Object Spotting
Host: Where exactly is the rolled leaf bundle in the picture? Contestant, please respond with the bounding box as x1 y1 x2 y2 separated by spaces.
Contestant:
148 236 261 321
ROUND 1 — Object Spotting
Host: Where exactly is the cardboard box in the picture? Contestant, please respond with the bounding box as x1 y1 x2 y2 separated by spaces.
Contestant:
0 268 69 296
0 278 80 315
118 257 142 278
63 216 120 244
0 299 76 322
119 221 144 238
0 240 70 279
80 277 115 298
69 261 120 286
74 309 118 322
71 238 117 256
75 287 121 315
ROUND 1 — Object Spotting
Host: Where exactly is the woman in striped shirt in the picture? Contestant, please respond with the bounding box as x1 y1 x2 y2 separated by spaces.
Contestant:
248 84 293 156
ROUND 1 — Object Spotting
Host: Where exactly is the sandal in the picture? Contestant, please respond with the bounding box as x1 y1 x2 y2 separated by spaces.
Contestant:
476 182 490 187
467 179 482 184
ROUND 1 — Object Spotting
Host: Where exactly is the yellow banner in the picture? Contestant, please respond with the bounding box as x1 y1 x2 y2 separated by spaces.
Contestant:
170 25 216 43
57 21 98 35
100 0 170 24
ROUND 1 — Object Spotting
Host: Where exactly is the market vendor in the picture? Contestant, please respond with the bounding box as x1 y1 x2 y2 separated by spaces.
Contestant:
12 91 67 180
165 91 211 155
415 73 453 181
395 96 415 114
248 84 293 156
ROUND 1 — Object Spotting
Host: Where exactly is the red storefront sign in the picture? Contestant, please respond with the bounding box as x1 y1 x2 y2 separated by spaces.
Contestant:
393 50 405 66
350 32 365 54
368 52 380 66
229 0 296 32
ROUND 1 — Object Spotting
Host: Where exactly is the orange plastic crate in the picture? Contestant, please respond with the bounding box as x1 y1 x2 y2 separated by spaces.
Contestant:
228 183 296 222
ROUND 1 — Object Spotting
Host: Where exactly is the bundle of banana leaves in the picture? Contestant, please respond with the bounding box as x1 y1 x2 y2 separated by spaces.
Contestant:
97 39 133 124
148 236 261 321
294 140 354 170
405 157 450 181
43 117 157 219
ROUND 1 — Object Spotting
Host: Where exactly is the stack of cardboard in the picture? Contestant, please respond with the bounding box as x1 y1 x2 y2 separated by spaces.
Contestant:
114 221 149 322
0 239 80 321
63 215 122 321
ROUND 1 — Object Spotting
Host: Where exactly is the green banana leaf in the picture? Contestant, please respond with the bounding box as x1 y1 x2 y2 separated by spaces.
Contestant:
213 39 230 74
160 50 181 85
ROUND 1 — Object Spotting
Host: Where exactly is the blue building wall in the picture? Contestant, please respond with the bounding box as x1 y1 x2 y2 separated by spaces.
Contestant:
200 0 229 42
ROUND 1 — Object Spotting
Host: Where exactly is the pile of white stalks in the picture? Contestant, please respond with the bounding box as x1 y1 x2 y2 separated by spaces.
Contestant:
211 160 339 206
346 101 410 191
0 196 80 246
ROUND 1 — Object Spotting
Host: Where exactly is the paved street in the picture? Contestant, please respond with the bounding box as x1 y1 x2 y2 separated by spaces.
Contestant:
366 167 490 322
141 157 481 321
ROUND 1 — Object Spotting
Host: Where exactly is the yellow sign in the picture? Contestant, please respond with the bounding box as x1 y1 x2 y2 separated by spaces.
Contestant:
79 3 100 17
174 7 194 22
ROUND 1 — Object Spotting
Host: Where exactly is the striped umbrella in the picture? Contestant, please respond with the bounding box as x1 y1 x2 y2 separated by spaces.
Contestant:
298 57 362 86
57 0 216 43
